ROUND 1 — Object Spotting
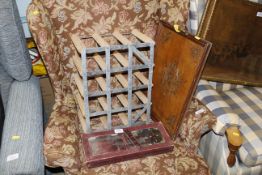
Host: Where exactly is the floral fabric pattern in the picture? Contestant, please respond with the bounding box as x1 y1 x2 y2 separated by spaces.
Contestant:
177 99 217 152
81 143 211 175
26 0 216 174
159 0 189 29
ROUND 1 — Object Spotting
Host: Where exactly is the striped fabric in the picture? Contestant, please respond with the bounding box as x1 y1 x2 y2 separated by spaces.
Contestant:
191 0 262 172
189 0 207 35
221 87 262 167
208 81 245 92
0 63 13 110
199 131 262 175
0 76 44 174
196 80 262 168
196 80 240 135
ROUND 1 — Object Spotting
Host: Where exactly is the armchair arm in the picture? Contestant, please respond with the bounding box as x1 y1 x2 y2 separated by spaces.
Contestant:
196 80 244 167
177 98 217 152
0 76 44 175
195 80 240 135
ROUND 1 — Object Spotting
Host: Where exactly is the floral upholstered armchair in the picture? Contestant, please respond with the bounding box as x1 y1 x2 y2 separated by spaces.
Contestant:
27 0 217 174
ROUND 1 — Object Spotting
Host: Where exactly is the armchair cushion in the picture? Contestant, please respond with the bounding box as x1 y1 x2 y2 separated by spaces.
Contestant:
80 142 211 175
0 0 31 81
43 99 213 175
79 99 215 175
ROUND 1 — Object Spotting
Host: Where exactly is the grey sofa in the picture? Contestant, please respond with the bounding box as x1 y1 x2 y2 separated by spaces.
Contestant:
0 0 44 174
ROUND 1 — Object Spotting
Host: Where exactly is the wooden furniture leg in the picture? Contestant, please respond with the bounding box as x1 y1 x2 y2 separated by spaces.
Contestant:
226 126 243 167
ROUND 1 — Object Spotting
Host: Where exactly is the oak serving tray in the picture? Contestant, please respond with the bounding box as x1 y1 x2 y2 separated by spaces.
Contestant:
152 22 212 136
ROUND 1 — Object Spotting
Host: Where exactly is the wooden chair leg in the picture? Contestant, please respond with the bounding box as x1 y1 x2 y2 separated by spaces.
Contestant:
226 126 243 167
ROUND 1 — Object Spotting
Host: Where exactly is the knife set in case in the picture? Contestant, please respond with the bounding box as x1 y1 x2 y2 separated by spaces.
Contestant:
82 122 173 167
71 21 211 167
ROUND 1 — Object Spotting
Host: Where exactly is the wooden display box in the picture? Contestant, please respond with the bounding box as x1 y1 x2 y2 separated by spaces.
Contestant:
82 122 173 168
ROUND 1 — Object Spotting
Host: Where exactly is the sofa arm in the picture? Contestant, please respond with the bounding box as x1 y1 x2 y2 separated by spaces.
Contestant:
0 76 44 175
195 80 240 135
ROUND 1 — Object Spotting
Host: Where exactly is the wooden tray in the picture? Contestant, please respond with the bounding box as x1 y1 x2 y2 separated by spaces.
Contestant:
152 22 212 136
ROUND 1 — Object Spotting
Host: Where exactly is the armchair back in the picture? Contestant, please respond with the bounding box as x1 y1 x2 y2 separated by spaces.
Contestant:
27 0 190 106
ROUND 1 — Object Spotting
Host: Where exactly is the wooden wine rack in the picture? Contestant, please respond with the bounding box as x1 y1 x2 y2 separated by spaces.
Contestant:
71 30 155 133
